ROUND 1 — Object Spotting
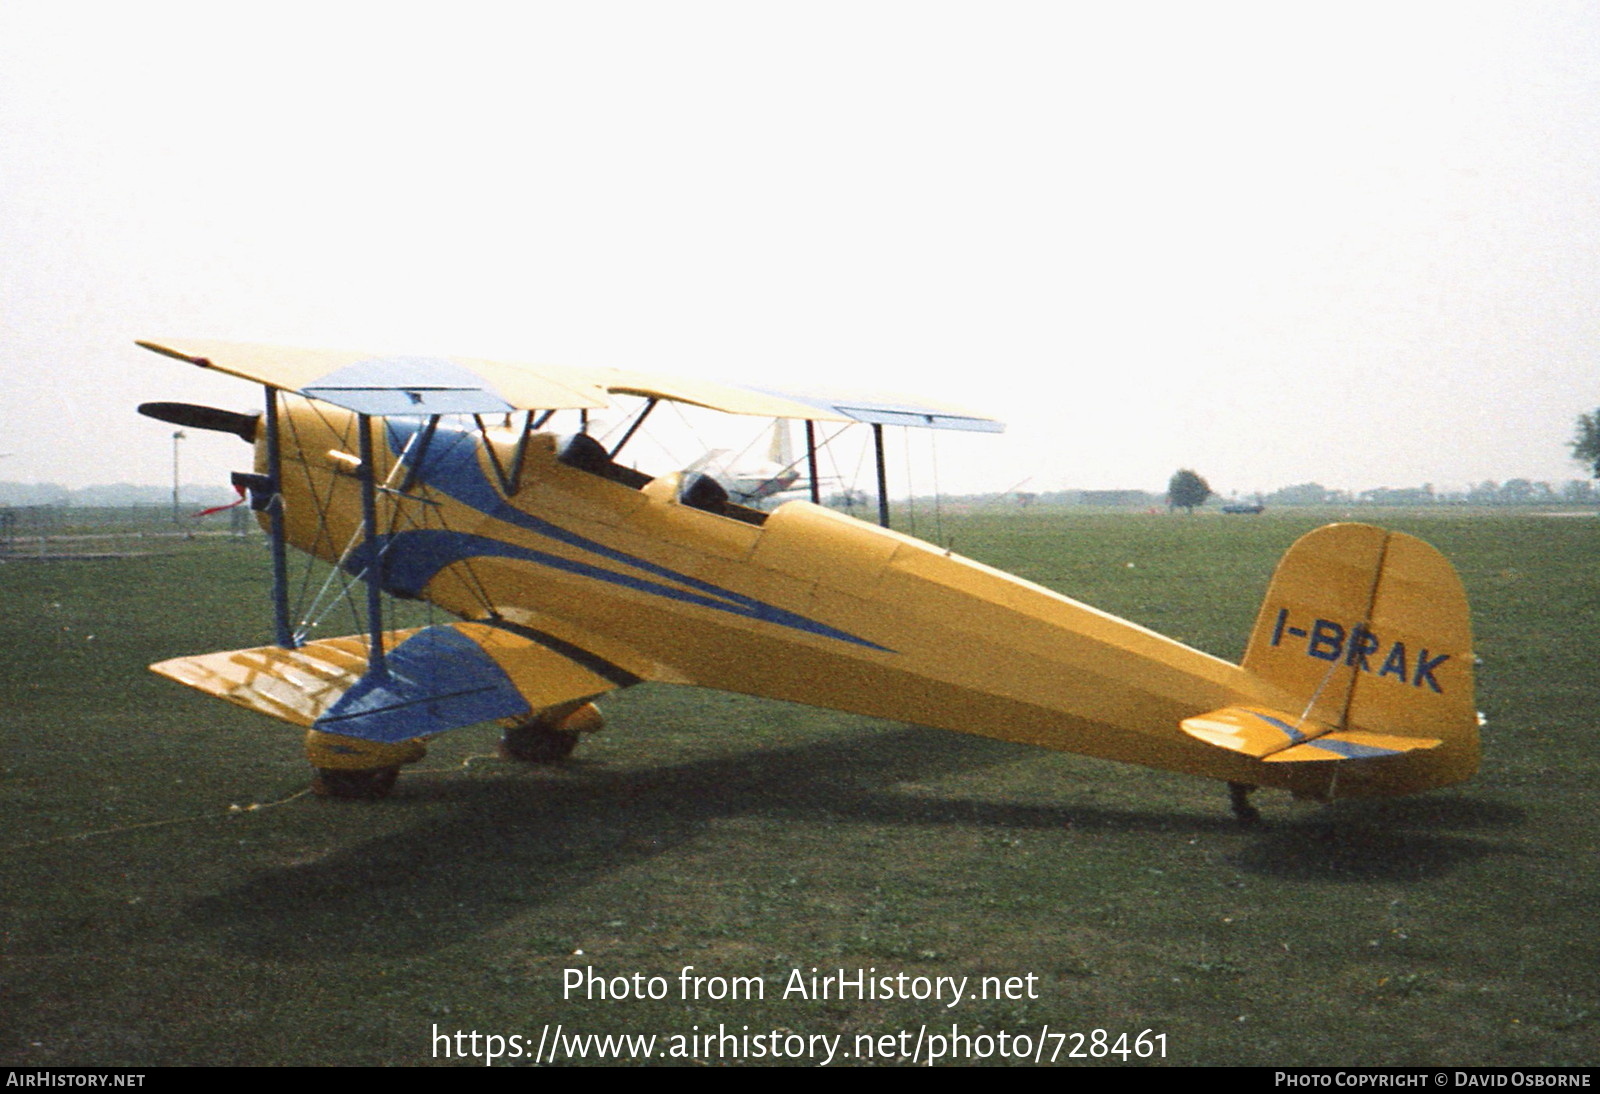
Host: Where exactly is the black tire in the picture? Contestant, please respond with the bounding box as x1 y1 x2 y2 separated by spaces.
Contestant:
499 725 580 763
311 766 400 800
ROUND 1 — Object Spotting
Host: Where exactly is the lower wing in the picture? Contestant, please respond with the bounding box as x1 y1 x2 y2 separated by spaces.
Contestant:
151 621 643 742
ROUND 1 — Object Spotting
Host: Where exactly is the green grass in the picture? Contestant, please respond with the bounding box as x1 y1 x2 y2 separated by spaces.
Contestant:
0 511 1596 1066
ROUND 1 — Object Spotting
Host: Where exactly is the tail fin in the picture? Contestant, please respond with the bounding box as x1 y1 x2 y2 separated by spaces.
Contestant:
767 420 794 467
1234 523 1478 782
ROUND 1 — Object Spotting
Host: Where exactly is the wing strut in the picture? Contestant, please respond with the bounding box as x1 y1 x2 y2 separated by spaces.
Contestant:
263 387 296 649
804 420 821 505
356 413 388 679
474 411 538 495
397 414 442 495
609 397 659 460
872 423 890 528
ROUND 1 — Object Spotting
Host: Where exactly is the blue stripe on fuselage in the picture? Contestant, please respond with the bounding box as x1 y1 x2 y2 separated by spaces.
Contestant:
369 420 891 651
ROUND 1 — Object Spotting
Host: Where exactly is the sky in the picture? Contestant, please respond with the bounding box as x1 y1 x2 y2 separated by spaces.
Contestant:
2 1 1597 499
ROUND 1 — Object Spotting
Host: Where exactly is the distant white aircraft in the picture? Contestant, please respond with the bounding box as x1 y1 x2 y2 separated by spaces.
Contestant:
686 419 813 505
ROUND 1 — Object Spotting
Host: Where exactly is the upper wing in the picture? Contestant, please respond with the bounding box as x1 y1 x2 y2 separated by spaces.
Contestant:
597 370 1004 432
138 338 1002 431
742 384 1005 432
138 338 609 416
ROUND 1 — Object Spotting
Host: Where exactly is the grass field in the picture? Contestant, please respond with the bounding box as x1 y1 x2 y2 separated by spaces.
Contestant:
1 510 1595 1066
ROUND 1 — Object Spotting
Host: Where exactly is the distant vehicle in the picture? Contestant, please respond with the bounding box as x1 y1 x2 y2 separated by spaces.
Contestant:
1222 502 1265 514
137 338 1477 823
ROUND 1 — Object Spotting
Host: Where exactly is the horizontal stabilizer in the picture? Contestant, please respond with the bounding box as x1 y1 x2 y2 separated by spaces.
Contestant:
1262 731 1442 763
1181 705 1440 763
1181 705 1338 758
151 622 626 742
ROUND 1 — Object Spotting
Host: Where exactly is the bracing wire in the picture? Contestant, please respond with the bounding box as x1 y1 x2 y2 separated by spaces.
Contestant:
292 418 422 643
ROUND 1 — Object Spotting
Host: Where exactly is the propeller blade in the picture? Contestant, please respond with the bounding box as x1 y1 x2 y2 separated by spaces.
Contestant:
138 402 259 441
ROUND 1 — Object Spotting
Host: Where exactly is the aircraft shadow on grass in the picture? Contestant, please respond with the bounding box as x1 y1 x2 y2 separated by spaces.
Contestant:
181 727 1520 959
1226 794 1523 883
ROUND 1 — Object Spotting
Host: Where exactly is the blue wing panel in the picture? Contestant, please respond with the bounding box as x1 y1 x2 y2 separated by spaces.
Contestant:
314 625 528 742
302 356 516 416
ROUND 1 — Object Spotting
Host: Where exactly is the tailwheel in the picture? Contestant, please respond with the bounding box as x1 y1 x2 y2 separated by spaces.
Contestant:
304 730 427 800
499 701 603 764
1228 781 1263 827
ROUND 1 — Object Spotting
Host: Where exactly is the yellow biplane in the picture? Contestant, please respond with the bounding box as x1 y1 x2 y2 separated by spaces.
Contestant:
137 339 1478 822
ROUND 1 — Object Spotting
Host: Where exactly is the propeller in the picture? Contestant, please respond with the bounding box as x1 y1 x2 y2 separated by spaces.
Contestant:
138 402 260 442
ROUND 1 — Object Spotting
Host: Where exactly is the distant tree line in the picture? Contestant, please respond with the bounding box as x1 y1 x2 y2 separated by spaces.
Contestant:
1264 480 1597 507
0 481 237 507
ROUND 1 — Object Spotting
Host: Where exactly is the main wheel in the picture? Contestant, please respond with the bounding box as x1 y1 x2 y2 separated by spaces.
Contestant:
303 730 426 800
498 725 581 763
497 701 602 763
311 766 401 800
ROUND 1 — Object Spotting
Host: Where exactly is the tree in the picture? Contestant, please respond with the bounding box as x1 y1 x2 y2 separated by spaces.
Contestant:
1167 469 1212 513
1562 479 1596 504
1500 478 1536 504
1467 480 1500 505
1572 409 1600 479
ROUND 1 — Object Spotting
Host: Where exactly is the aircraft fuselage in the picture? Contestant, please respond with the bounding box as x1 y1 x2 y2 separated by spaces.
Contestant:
263 402 1475 800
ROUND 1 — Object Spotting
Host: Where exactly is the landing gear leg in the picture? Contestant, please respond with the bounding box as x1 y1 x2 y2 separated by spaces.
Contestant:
1228 782 1262 827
